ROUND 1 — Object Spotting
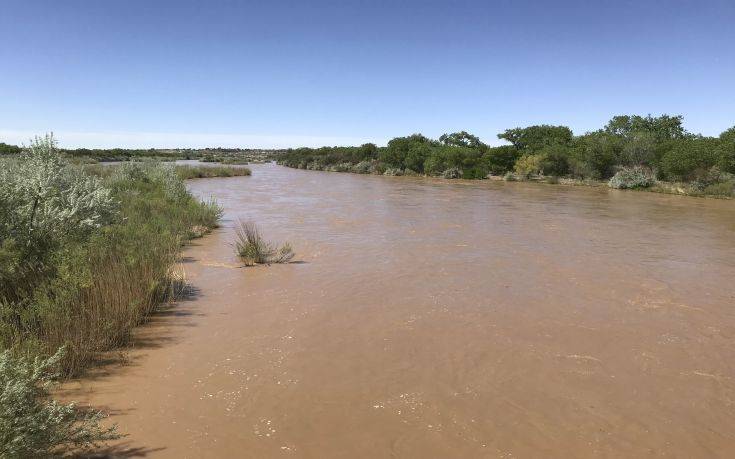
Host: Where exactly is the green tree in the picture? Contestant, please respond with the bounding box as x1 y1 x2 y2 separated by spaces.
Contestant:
718 126 735 173
381 134 435 170
358 143 378 160
483 146 522 175
604 114 686 141
660 137 719 181
439 131 484 149
0 143 21 155
497 125 573 151
620 132 659 166
537 145 571 176
570 132 622 179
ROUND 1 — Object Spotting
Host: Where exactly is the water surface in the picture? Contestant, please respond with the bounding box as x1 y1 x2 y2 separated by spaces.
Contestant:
73 163 735 457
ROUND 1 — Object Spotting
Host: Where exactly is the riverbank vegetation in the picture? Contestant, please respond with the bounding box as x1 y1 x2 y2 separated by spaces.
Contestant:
277 114 735 197
0 135 244 456
235 221 295 266
0 140 225 366
1 141 284 164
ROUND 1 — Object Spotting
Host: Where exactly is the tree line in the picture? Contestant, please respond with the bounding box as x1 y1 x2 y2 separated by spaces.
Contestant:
277 114 735 194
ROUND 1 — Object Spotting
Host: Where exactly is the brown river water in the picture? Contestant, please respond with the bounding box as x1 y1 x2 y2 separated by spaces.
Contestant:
68 163 735 458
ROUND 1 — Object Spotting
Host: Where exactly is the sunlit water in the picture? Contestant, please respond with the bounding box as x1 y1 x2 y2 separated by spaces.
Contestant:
72 163 735 457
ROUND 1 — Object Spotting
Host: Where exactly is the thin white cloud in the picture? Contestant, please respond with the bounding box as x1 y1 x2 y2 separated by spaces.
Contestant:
0 129 382 149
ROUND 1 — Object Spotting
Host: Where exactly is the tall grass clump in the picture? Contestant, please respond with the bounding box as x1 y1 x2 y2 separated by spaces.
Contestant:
0 348 118 458
234 221 294 266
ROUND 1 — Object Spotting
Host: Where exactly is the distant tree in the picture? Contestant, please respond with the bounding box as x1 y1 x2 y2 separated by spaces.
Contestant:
660 137 719 181
497 125 573 151
717 126 735 173
439 131 484 149
423 145 474 176
483 146 522 175
537 145 571 176
0 142 21 155
381 134 435 170
358 143 378 160
620 132 659 166
403 143 432 172
571 132 622 179
604 114 686 141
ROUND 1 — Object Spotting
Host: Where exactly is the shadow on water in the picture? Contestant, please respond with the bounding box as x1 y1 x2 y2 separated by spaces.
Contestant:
236 260 309 269
77 441 166 458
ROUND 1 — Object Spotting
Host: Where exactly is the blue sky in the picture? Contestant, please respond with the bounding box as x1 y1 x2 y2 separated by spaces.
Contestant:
1 0 733 148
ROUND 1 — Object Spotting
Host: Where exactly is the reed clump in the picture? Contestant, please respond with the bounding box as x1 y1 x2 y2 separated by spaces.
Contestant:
234 221 294 266
174 164 251 179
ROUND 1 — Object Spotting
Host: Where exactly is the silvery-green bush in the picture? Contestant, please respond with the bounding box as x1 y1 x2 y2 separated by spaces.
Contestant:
441 167 463 179
383 168 403 176
608 166 656 189
0 348 118 457
350 161 372 174
0 134 117 244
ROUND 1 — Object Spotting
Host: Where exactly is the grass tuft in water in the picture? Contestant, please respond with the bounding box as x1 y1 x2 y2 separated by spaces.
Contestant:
234 221 294 266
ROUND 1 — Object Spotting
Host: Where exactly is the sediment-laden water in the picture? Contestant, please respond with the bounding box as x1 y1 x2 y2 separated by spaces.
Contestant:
69 163 735 457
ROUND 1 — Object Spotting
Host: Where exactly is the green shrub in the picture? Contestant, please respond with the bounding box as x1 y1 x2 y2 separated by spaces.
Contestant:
718 127 735 174
483 146 521 175
702 181 734 197
608 166 656 189
620 132 659 167
660 138 719 181
514 154 545 178
689 166 724 191
571 133 622 179
538 145 571 176
0 348 118 457
460 166 488 179
234 221 294 266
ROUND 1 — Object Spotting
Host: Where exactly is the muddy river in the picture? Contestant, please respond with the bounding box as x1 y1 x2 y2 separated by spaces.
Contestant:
69 163 735 458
